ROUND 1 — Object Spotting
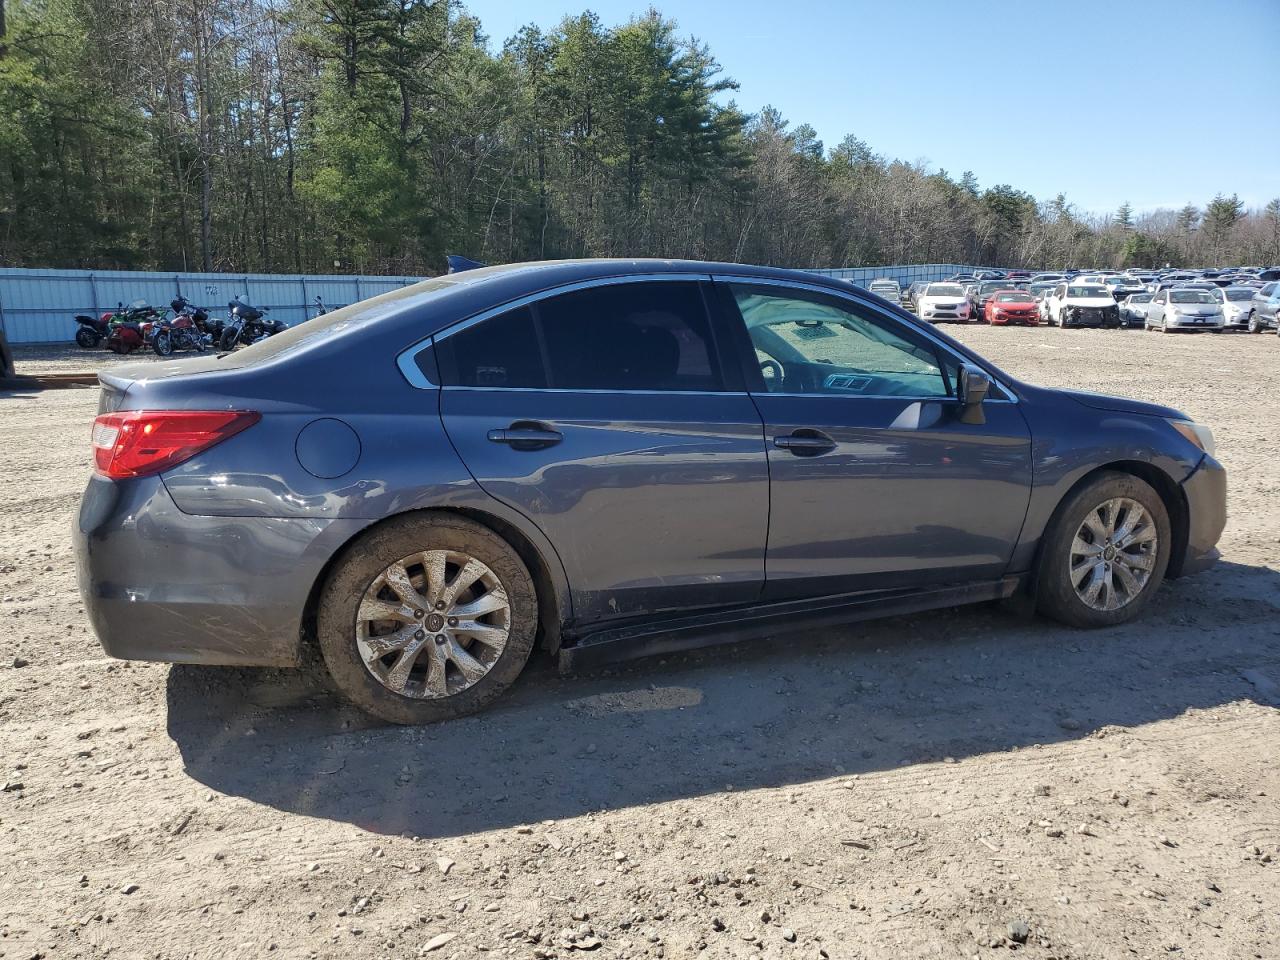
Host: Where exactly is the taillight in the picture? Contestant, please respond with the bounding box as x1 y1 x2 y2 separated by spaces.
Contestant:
91 410 260 479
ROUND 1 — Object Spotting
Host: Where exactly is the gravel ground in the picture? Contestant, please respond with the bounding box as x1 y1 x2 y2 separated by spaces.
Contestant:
2 328 1279 960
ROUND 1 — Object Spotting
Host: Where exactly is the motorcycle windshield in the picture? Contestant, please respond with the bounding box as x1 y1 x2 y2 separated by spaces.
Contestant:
127 299 149 311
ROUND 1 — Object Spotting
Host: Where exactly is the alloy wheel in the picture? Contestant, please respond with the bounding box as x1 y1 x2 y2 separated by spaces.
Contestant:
355 550 511 699
1069 497 1159 612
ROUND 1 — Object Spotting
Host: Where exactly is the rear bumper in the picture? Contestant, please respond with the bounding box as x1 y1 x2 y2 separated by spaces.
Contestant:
1175 454 1227 577
73 474 370 666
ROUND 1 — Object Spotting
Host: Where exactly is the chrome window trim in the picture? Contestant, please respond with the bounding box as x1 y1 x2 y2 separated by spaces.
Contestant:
439 386 750 397
396 273 712 390
711 273 1019 404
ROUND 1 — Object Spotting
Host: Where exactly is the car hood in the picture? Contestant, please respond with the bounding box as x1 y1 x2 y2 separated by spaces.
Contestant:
1063 297 1116 307
1059 388 1188 421
919 295 965 305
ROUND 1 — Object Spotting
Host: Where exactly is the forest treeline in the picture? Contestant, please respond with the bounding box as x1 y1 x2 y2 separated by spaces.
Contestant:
2 0 1278 275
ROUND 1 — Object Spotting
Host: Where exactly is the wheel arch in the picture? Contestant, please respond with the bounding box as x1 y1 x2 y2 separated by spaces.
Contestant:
298 506 570 667
1029 460 1190 595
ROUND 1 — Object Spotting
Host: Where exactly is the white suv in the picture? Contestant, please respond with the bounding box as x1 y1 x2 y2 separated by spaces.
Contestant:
1043 283 1122 328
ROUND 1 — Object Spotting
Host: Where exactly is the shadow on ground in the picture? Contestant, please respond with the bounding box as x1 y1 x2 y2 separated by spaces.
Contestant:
168 560 1280 839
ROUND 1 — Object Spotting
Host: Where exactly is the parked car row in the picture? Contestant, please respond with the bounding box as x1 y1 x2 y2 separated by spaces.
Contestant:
883 266 1280 336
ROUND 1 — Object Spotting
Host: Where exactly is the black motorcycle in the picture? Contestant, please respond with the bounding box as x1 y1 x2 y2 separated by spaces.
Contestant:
73 311 113 349
218 295 284 350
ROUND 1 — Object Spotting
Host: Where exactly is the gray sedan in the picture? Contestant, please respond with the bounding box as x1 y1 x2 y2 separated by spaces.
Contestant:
73 259 1226 724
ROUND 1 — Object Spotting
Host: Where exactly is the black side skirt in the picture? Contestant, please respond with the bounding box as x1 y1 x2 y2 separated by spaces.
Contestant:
557 576 1022 672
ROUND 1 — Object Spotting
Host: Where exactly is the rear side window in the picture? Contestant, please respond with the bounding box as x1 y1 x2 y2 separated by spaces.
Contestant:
436 281 723 392
436 305 547 388
536 282 720 391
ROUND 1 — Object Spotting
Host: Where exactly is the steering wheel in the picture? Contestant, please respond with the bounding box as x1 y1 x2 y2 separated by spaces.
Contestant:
759 359 784 384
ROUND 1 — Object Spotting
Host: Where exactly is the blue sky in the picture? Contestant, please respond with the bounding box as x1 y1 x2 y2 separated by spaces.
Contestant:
462 0 1280 216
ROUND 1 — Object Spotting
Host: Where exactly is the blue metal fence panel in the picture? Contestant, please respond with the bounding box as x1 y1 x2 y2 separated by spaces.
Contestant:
0 268 424 344
0 264 1001 344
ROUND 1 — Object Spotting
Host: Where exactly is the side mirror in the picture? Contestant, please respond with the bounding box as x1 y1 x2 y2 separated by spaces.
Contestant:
957 364 992 424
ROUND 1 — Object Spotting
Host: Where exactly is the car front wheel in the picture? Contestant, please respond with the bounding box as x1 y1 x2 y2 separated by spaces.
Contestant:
318 513 538 724
1036 472 1171 628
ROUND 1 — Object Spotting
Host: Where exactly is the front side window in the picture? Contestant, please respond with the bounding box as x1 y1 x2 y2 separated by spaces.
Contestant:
729 285 950 399
435 281 722 392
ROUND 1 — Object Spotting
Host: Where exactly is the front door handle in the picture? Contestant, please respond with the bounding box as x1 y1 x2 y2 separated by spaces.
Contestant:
773 429 836 456
487 422 563 451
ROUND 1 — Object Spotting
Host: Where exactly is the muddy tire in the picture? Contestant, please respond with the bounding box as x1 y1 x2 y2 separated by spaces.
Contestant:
317 513 538 724
1037 471 1172 629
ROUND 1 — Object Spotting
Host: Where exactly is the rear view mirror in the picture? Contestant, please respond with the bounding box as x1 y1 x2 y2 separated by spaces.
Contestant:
957 364 992 424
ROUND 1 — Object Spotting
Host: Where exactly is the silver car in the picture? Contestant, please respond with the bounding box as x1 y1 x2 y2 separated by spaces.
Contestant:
1145 288 1225 332
1215 286 1257 330
868 278 901 302
1120 292 1153 327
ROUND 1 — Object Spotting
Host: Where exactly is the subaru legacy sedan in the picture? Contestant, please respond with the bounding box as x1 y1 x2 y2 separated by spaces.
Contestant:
74 260 1226 724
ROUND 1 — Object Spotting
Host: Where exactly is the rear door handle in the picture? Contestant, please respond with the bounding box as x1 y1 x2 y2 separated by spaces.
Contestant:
773 429 836 456
487 422 563 451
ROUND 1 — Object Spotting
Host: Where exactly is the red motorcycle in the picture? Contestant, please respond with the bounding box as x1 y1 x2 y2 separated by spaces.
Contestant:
104 300 162 354
151 297 221 356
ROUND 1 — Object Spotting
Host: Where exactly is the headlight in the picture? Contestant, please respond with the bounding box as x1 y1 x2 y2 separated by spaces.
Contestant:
1168 419 1216 457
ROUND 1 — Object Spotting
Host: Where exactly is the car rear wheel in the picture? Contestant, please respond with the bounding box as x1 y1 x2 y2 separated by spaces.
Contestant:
318 513 538 724
1036 472 1171 629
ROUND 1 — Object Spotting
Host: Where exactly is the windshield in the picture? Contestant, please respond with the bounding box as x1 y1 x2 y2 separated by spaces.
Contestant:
1129 294 1153 303
925 284 964 297
995 292 1033 303
1171 290 1215 304
1225 288 1254 300
979 282 1006 294
1067 286 1109 298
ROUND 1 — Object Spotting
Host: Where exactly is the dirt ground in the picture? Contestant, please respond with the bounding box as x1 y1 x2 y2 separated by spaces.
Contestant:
2 329 1278 960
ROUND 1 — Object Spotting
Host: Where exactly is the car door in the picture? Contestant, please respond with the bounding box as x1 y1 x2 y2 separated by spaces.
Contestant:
434 276 770 624
1150 289 1167 325
713 278 1033 599
1263 284 1280 322
1049 283 1066 322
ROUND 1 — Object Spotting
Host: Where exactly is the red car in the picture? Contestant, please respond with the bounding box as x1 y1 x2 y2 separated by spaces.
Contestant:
984 290 1040 325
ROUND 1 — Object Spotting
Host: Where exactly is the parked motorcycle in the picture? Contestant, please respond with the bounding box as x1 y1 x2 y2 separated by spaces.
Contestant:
151 296 223 356
218 295 284 350
73 311 115 349
105 300 164 354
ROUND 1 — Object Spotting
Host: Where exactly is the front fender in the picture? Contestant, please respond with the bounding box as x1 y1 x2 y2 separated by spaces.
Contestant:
1008 388 1202 575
